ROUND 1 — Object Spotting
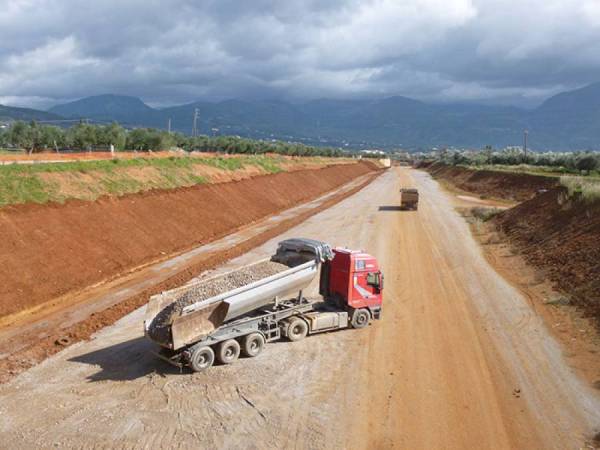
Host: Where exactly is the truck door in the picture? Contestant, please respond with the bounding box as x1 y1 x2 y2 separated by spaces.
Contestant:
351 258 383 308
351 261 374 304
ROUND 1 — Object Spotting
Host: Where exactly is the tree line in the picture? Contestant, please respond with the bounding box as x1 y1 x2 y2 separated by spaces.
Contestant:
434 146 599 175
0 121 345 157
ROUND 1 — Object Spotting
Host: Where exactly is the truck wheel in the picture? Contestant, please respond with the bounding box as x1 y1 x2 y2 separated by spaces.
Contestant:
216 339 240 364
189 346 215 372
351 308 370 329
241 333 265 357
287 317 308 342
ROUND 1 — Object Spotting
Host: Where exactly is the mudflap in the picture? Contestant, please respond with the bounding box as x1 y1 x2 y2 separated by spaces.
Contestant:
154 348 185 371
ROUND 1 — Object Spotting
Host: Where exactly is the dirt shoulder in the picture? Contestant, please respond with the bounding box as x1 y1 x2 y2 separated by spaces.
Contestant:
466 212 600 387
433 167 600 390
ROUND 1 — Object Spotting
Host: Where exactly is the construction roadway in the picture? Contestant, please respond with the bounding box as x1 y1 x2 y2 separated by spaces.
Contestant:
0 167 598 449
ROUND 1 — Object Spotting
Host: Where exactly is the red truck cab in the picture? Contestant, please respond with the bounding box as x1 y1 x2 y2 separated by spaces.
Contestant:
320 248 384 324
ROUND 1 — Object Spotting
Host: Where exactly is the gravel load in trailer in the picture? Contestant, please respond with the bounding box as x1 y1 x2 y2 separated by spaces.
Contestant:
147 260 289 342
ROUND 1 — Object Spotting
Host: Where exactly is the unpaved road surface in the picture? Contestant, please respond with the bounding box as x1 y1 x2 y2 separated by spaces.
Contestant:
1 168 599 449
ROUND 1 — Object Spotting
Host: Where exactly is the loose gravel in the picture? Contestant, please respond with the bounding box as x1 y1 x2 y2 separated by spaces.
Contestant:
148 260 289 343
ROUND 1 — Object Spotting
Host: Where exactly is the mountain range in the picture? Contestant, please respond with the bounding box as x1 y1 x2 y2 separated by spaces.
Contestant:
0 104 62 123
2 83 600 150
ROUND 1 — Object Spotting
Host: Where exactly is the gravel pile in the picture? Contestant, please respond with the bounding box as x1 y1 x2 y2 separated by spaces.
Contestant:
148 260 289 343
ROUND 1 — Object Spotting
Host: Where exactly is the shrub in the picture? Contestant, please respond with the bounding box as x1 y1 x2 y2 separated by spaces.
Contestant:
560 176 600 201
471 207 503 221
576 156 598 174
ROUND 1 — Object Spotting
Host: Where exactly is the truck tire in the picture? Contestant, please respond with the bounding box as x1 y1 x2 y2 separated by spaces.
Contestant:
216 339 240 364
189 346 215 372
351 308 370 329
287 317 308 342
241 333 265 357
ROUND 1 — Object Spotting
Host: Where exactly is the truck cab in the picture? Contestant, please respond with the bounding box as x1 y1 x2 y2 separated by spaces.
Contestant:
321 248 383 322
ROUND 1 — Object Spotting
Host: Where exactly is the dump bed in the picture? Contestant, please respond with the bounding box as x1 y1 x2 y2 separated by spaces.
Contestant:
400 188 419 209
144 239 332 350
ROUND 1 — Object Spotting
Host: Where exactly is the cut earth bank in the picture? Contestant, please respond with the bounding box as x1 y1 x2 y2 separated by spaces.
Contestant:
423 161 557 201
0 161 379 322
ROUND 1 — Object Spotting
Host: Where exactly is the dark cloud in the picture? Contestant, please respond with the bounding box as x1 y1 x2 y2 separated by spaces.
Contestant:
1 0 599 109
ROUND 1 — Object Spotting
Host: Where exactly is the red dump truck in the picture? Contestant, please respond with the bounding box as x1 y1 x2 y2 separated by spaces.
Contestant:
144 238 384 372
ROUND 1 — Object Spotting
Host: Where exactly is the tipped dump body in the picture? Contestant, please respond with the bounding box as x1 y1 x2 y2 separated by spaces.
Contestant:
145 259 319 349
144 238 333 350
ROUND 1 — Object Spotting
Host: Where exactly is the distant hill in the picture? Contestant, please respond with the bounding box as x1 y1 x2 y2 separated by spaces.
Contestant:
49 94 162 126
536 82 600 116
0 104 62 122
34 82 600 150
528 82 600 149
141 95 532 149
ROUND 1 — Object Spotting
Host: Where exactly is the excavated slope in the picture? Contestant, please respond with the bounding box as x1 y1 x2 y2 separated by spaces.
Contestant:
425 162 557 201
494 187 600 325
0 162 377 319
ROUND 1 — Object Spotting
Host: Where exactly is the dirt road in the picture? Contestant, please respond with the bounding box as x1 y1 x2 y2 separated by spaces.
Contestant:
0 167 598 449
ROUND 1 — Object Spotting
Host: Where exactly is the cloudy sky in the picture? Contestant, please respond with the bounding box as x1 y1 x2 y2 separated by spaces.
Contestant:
1 0 600 109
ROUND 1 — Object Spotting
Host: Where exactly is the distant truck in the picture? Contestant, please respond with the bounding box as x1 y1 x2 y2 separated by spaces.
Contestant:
400 188 419 210
144 238 384 372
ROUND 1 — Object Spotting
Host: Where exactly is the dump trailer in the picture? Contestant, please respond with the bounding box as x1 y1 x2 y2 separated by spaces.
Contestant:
144 238 384 372
400 188 419 210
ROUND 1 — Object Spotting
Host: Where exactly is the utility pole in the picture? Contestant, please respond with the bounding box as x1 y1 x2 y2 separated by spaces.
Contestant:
523 129 528 160
167 118 171 134
192 108 199 137
317 120 321 142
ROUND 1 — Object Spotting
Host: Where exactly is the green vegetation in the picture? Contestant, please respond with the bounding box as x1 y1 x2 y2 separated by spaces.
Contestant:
0 155 299 206
470 206 503 222
559 176 600 201
431 147 600 177
0 167 54 204
457 164 581 177
3 155 207 175
0 122 128 152
0 121 344 157
244 156 283 173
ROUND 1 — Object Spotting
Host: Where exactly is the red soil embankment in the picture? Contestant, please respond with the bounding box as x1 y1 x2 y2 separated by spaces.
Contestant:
494 188 600 325
424 162 557 201
0 162 377 319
